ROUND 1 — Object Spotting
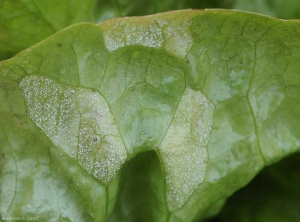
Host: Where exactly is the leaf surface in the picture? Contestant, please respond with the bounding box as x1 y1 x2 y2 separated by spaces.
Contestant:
0 0 234 60
216 153 300 222
0 10 300 221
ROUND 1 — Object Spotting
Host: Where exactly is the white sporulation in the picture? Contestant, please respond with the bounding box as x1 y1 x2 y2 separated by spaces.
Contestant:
19 76 127 185
101 17 194 59
159 88 214 211
163 20 194 59
102 20 163 52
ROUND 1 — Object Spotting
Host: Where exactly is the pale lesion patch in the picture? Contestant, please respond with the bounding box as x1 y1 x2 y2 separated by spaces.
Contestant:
159 88 214 211
19 76 127 185
100 10 199 59
163 19 194 59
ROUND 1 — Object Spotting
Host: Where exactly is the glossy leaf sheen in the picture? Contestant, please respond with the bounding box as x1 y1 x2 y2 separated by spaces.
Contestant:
1 10 300 221
216 153 300 222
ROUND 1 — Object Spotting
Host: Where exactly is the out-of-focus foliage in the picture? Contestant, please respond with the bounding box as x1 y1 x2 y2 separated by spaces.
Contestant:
212 153 300 222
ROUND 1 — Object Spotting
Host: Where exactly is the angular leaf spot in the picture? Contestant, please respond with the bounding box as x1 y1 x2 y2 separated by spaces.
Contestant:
163 20 194 59
100 15 194 59
19 76 127 185
159 88 214 210
101 19 163 52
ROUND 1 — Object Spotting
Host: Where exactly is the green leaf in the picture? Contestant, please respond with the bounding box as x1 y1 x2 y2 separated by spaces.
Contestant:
1 10 300 221
0 0 98 60
0 0 235 60
0 113 119 221
215 153 300 222
106 151 168 222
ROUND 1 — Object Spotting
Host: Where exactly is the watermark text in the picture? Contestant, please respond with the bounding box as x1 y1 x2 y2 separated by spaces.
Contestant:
2 216 38 221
